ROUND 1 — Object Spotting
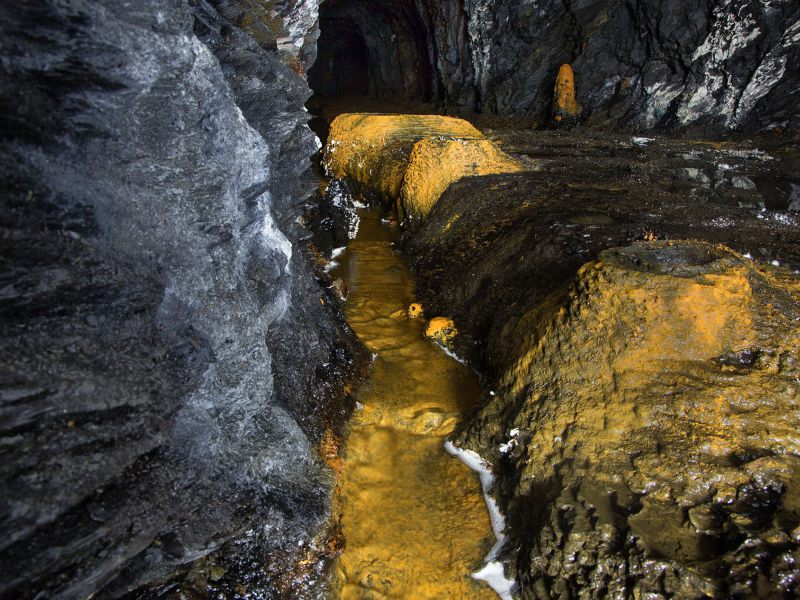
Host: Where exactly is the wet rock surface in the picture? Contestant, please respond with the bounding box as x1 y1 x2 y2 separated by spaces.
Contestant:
403 129 800 597
305 179 361 260
455 242 800 598
0 1 365 598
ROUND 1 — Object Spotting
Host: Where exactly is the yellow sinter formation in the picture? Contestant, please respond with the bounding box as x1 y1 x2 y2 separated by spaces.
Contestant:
324 113 523 219
400 137 523 220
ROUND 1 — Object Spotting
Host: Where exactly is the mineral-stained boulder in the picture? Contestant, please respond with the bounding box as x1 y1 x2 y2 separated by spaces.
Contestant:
323 113 484 202
424 317 459 347
323 113 523 219
0 1 366 598
451 240 800 597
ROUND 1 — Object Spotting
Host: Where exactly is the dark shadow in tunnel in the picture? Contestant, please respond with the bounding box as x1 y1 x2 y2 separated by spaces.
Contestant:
308 17 370 97
307 0 437 143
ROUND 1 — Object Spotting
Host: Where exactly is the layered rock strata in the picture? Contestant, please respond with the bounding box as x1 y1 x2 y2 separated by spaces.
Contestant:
0 1 365 598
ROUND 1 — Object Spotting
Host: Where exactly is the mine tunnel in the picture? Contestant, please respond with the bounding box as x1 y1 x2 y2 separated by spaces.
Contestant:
307 0 434 104
4 0 800 598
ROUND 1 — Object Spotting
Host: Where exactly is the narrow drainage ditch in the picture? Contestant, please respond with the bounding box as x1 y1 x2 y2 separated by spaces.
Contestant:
328 207 502 599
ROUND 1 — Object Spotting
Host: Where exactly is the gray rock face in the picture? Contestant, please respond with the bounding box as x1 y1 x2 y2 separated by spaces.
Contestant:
0 1 364 598
311 0 800 132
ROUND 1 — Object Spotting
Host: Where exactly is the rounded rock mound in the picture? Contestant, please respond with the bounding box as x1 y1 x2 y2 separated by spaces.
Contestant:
455 240 800 598
323 113 524 220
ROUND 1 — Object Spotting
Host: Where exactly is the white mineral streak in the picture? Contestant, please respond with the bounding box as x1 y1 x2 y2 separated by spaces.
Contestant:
273 0 319 55
466 0 496 107
444 441 517 600
499 429 520 454
330 184 360 239
675 0 799 128
643 82 683 128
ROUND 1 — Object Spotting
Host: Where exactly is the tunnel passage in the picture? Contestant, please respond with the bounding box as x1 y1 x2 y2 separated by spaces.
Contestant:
308 0 435 103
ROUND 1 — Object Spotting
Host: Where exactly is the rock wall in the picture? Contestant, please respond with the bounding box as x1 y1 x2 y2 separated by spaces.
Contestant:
311 0 800 132
429 0 800 131
0 1 365 598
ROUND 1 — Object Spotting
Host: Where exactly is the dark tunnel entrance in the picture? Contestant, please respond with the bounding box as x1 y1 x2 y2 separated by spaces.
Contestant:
307 0 435 109
309 19 370 97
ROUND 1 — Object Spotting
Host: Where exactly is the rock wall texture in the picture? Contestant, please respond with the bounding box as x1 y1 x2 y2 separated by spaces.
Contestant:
431 0 800 131
0 1 365 598
310 0 800 132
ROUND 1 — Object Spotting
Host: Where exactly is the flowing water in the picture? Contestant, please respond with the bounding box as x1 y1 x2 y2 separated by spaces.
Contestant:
331 208 497 599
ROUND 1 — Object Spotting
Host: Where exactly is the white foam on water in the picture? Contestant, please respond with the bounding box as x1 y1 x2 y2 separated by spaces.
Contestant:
434 341 468 365
444 441 517 600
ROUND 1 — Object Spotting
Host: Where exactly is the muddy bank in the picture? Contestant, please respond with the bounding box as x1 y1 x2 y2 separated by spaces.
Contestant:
406 130 800 368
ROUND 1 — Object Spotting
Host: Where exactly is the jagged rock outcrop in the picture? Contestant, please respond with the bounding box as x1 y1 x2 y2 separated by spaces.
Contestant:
310 0 800 132
0 1 365 598
402 129 800 597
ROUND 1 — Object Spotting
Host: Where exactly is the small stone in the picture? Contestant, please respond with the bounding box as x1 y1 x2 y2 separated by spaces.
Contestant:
424 317 457 345
208 565 226 582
